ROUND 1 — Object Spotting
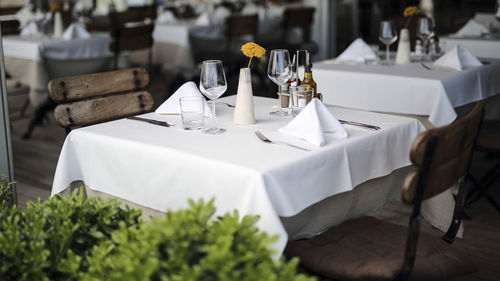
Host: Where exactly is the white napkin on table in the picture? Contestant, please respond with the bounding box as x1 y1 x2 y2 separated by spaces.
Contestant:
433 45 482 71
455 19 490 37
157 10 177 24
20 21 40 37
155 81 212 115
15 4 36 28
62 23 90 40
211 6 231 24
195 12 211 26
279 99 348 147
335 38 376 63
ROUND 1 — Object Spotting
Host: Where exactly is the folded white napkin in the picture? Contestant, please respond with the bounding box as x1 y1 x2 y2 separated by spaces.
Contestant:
194 13 211 26
335 38 376 63
279 99 348 147
155 81 212 115
157 10 177 24
16 4 36 28
62 23 90 40
20 21 40 37
455 19 490 37
433 45 482 71
211 6 231 24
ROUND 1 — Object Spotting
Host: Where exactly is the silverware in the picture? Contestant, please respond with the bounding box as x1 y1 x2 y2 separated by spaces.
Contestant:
338 119 380 130
254 130 311 151
221 102 235 108
127 116 173 127
420 62 432 70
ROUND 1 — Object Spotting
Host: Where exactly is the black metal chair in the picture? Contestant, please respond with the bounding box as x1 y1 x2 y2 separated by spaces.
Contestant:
285 102 485 281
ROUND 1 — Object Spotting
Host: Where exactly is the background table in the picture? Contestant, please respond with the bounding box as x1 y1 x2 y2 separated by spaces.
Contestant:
2 33 112 107
441 34 500 60
314 60 500 127
51 96 436 254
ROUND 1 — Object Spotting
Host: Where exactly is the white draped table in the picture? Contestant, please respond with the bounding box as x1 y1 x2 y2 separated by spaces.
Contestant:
441 35 500 60
2 33 112 106
52 96 433 254
313 61 500 127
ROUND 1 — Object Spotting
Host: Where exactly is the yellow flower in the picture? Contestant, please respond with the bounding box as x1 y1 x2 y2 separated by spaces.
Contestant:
49 2 61 12
404 6 419 17
241 42 266 68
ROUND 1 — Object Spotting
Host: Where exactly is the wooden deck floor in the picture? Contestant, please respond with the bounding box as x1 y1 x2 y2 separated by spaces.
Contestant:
7 74 500 281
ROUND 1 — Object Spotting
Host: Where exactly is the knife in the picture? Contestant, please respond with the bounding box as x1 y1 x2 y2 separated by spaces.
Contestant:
338 119 381 130
127 116 173 127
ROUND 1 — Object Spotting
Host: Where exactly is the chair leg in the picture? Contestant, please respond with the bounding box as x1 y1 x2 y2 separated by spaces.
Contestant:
19 97 30 117
22 99 57 139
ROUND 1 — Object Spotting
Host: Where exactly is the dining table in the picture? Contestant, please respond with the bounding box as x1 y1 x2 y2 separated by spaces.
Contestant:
440 34 500 60
313 59 500 128
2 33 112 107
47 95 459 255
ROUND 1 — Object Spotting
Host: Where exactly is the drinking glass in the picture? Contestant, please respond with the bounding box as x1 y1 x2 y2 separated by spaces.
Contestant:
416 17 433 61
379 20 398 65
267 49 292 116
199 60 227 134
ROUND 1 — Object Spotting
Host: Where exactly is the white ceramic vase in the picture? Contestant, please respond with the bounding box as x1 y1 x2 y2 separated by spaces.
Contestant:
53 11 64 38
395 28 411 64
233 68 256 125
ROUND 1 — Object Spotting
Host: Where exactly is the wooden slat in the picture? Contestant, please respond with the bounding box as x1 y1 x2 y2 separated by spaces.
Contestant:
48 68 149 102
401 101 484 204
53 91 153 128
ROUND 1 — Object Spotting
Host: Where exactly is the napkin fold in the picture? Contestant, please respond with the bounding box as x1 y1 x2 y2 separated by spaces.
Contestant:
335 38 376 63
157 10 177 24
155 82 212 115
279 99 348 147
195 12 211 26
433 45 482 71
211 6 231 24
455 19 490 37
62 23 90 40
16 4 36 28
20 21 40 37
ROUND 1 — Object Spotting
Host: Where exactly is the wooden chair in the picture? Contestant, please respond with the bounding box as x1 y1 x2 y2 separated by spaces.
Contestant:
281 7 318 56
48 67 153 133
467 119 500 213
285 102 485 281
108 11 155 70
5 79 30 118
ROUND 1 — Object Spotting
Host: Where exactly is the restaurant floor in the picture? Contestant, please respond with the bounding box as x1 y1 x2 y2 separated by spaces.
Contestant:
7 72 500 281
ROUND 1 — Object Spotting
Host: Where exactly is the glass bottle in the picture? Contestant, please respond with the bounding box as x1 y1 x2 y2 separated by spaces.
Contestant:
287 54 301 87
301 51 318 99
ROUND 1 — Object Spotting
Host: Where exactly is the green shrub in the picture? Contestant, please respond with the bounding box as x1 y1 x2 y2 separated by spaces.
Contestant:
0 175 14 208
82 199 315 281
0 190 142 281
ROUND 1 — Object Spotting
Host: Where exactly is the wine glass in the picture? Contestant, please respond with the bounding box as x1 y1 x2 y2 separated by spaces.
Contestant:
416 17 433 61
267 49 292 116
199 60 227 134
378 20 398 65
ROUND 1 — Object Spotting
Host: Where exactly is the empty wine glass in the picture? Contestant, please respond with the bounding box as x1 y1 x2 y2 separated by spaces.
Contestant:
417 17 433 61
379 20 398 65
267 49 292 116
199 60 227 134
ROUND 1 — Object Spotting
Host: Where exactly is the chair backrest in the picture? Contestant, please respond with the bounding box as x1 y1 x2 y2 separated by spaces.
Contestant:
396 101 484 280
282 7 315 43
0 20 20 35
224 14 258 39
48 68 153 129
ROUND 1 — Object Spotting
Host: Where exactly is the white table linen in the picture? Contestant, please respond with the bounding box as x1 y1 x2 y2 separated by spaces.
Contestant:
441 33 500 59
314 61 500 127
52 96 425 254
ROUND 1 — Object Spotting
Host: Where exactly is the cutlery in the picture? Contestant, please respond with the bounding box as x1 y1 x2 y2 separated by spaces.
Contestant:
127 116 173 127
338 119 381 130
420 62 432 70
221 102 235 108
254 130 311 151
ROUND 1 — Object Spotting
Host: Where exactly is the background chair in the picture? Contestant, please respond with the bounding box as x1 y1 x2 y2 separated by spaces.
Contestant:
467 119 500 213
48 67 153 133
285 102 485 281
280 7 318 57
108 10 155 70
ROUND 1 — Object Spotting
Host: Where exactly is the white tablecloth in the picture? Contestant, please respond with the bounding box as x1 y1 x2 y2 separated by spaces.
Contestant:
441 35 500 60
51 96 426 254
314 61 500 127
2 33 112 106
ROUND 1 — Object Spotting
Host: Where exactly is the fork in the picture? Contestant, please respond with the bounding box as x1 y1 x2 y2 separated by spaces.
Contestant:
254 130 311 151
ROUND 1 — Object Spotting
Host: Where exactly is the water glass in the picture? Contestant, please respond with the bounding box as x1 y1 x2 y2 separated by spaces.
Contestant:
417 17 433 61
179 96 204 130
379 20 398 65
290 86 313 117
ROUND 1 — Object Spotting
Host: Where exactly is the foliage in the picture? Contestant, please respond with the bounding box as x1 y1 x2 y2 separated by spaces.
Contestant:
0 175 14 208
82 199 315 281
0 190 142 281
241 42 266 68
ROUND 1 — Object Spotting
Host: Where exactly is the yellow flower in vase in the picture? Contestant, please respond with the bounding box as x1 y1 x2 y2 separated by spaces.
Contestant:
404 6 420 29
49 2 62 12
241 42 266 68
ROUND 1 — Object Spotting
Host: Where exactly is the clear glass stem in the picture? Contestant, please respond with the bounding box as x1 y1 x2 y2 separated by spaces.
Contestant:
385 44 390 64
212 100 217 129
277 85 283 115
422 39 429 62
